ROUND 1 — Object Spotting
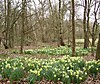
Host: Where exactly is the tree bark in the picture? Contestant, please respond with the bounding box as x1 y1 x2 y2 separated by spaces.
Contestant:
83 0 87 49
20 0 26 53
58 0 65 47
4 0 9 49
83 0 92 49
96 33 100 60
7 0 11 48
86 0 90 48
72 0 75 56
4 0 7 44
92 1 100 47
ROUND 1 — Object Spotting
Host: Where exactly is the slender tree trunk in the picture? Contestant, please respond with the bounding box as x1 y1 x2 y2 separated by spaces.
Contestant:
92 1 100 47
4 0 7 43
91 1 100 56
10 20 14 48
83 0 87 49
72 0 75 56
91 18 97 47
58 0 65 47
85 0 92 49
96 33 100 60
86 0 91 48
7 0 12 48
83 0 91 49
20 0 26 53
4 0 9 48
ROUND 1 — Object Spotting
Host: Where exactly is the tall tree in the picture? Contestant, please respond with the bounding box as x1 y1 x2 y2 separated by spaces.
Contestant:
83 0 93 49
96 33 100 60
58 0 65 47
20 0 26 53
2 0 11 49
72 0 75 56
86 0 92 48
2 0 8 49
91 0 100 47
7 0 12 48
91 0 100 55
83 0 88 49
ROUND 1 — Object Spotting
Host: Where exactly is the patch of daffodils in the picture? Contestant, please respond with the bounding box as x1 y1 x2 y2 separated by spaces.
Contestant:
0 56 99 84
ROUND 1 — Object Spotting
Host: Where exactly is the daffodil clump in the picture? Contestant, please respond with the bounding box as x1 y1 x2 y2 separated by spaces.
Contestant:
23 46 93 56
0 56 99 84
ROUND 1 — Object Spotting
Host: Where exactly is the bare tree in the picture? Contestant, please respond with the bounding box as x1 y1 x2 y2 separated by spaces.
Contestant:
72 0 76 56
96 33 100 60
91 0 100 55
91 0 100 47
83 0 88 49
58 0 65 47
20 0 26 53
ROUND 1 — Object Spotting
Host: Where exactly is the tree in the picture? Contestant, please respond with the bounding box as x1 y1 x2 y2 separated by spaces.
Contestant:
1 0 100 51
86 0 92 48
1 0 21 49
3 0 9 49
83 0 88 49
83 0 93 49
96 33 100 60
72 0 75 56
1 0 11 49
91 0 100 55
20 0 26 53
91 0 100 47
58 0 65 46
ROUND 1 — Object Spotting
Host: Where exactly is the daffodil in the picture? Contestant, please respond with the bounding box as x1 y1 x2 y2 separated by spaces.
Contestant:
54 74 56 77
5 64 11 68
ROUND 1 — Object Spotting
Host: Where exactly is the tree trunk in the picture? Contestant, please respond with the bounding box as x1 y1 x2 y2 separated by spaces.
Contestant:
96 33 100 60
58 0 65 47
83 0 87 49
20 0 26 53
92 1 100 47
86 3 90 48
7 0 11 48
72 0 75 56
83 0 90 49
4 0 9 48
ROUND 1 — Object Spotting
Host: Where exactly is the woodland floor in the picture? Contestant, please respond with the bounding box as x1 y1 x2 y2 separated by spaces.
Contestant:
0 44 100 84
